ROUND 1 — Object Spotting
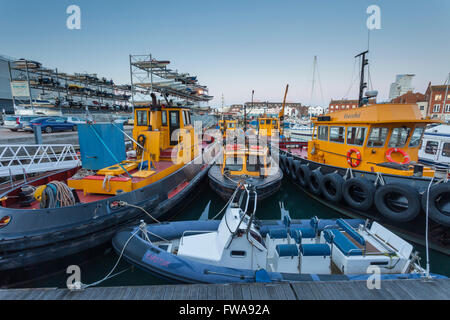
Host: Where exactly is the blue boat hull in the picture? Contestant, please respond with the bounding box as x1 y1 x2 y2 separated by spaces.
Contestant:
112 219 445 284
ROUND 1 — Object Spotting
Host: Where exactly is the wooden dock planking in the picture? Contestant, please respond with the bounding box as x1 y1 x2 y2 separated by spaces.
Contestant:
0 279 449 300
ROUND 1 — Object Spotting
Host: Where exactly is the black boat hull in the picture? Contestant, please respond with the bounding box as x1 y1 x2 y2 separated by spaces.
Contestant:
208 165 283 201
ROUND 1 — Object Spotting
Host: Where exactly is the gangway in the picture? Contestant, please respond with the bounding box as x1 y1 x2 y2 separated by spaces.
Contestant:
0 144 80 178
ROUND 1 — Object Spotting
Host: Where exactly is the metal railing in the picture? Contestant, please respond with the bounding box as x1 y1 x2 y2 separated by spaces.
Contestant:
0 144 80 177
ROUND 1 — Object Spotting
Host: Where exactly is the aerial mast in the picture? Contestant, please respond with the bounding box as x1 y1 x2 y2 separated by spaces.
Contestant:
355 50 369 108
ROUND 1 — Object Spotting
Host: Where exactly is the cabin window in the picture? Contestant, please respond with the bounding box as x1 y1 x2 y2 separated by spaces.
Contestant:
246 154 264 172
272 120 277 125
442 143 450 157
388 127 411 148
170 111 179 126
228 122 235 128
367 127 389 147
260 120 264 125
161 110 167 126
425 141 439 155
230 250 246 257
136 110 148 126
347 127 366 146
187 111 192 125
318 126 328 141
329 126 345 143
182 110 187 126
409 127 424 148
225 156 243 171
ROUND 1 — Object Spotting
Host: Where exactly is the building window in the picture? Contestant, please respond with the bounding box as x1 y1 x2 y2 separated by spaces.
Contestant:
419 105 424 110
435 94 442 101
433 104 441 113
330 126 345 143
346 105 350 109
347 127 367 146
318 126 328 141
446 104 450 113
367 127 389 147
425 141 439 155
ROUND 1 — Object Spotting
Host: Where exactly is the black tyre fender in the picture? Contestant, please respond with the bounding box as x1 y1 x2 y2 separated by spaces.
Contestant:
374 184 421 222
309 169 324 195
297 164 311 188
279 154 287 171
342 177 375 211
285 157 293 176
321 173 345 202
290 160 301 180
421 183 450 227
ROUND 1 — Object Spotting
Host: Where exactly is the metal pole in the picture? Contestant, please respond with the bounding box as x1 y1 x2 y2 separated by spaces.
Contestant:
55 68 62 115
129 54 135 114
25 60 34 114
150 53 153 94
7 61 17 112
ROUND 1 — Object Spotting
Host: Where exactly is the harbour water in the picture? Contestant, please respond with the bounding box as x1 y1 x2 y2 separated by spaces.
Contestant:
25 177 450 289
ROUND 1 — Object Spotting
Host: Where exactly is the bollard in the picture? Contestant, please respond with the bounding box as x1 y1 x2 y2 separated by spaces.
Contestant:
33 125 43 145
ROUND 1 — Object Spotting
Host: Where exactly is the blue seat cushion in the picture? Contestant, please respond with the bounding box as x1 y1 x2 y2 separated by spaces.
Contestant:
290 227 316 239
268 228 288 239
336 219 365 246
300 243 331 256
324 229 363 256
276 244 299 257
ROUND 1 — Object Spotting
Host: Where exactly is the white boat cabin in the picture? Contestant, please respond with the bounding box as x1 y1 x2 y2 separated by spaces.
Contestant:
419 124 450 167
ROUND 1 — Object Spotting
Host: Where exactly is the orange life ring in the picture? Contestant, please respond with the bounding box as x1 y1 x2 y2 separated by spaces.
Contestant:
385 148 410 165
347 148 362 167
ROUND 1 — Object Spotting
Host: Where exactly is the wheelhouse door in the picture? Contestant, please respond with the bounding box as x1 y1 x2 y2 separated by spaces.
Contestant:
169 110 180 146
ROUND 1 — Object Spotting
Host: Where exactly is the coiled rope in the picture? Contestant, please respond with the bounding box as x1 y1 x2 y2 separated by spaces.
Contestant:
39 181 76 208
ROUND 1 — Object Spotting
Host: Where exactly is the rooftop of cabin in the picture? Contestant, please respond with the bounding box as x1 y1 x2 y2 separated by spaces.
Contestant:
317 103 438 124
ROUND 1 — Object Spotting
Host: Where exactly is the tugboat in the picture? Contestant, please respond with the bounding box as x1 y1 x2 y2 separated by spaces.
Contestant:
113 185 442 284
208 140 283 201
279 51 450 255
0 94 217 287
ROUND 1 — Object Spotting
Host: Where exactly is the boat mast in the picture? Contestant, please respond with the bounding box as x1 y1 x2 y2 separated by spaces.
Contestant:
279 84 289 135
355 50 369 108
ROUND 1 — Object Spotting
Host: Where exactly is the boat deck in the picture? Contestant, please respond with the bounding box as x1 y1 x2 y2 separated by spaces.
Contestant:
1 278 449 300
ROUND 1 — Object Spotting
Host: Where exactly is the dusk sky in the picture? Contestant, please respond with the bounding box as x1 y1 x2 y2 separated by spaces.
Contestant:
1 0 449 107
